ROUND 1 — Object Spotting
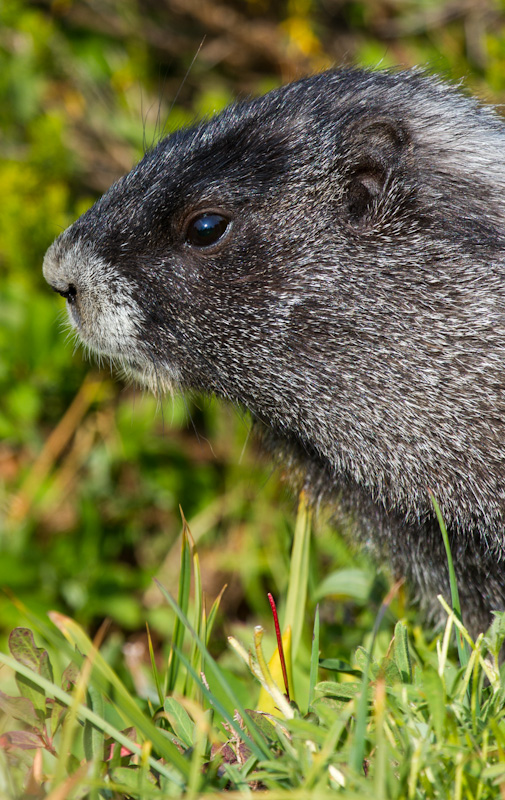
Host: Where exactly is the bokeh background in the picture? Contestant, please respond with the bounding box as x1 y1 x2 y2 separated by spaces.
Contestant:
2 0 505 662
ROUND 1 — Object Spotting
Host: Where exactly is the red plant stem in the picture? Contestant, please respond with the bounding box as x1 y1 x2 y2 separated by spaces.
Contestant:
267 592 290 702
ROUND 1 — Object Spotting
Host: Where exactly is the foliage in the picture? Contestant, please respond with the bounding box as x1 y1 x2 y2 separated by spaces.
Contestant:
1 517 505 798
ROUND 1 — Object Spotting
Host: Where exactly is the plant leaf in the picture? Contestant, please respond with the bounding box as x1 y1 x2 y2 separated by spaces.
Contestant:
393 621 413 684
9 628 53 682
484 611 505 661
318 658 359 676
61 660 80 692
314 681 364 701
314 568 373 604
0 690 41 730
0 730 45 750
164 697 194 749
9 628 53 714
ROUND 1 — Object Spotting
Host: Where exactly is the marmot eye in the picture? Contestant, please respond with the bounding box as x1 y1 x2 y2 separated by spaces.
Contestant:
186 213 229 247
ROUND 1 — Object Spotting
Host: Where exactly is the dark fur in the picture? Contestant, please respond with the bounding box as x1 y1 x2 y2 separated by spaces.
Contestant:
43 68 505 635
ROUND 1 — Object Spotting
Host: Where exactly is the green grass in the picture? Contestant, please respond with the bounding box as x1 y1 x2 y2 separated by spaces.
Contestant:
1 504 505 798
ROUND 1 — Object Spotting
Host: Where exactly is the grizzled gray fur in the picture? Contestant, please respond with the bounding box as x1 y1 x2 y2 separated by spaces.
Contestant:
43 68 505 636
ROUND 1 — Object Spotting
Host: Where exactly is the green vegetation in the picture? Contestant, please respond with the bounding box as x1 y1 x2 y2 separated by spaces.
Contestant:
2 512 505 797
2 0 505 796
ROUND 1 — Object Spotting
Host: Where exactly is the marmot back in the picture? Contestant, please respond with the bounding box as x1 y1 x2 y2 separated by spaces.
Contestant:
43 68 505 635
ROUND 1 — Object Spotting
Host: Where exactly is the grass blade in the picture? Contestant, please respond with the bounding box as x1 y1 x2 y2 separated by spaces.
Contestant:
167 512 192 692
283 491 312 661
308 604 320 710
348 579 402 774
185 541 203 698
206 584 227 645
146 622 164 709
154 579 274 761
430 492 471 668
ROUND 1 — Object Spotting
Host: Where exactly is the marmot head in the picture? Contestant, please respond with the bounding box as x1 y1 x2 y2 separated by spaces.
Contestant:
43 68 505 528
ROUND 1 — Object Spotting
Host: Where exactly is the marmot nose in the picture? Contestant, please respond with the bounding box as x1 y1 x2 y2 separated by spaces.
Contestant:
42 239 79 303
51 283 78 304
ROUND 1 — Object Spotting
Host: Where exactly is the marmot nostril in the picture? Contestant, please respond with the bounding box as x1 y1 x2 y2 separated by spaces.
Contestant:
52 284 77 304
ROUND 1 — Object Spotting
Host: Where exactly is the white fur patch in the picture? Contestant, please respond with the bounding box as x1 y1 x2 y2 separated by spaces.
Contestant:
43 237 179 394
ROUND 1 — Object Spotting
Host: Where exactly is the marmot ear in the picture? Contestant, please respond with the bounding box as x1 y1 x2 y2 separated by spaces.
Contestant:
342 115 411 228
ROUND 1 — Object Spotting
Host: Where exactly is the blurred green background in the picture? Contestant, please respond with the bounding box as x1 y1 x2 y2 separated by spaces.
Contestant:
1 0 505 659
